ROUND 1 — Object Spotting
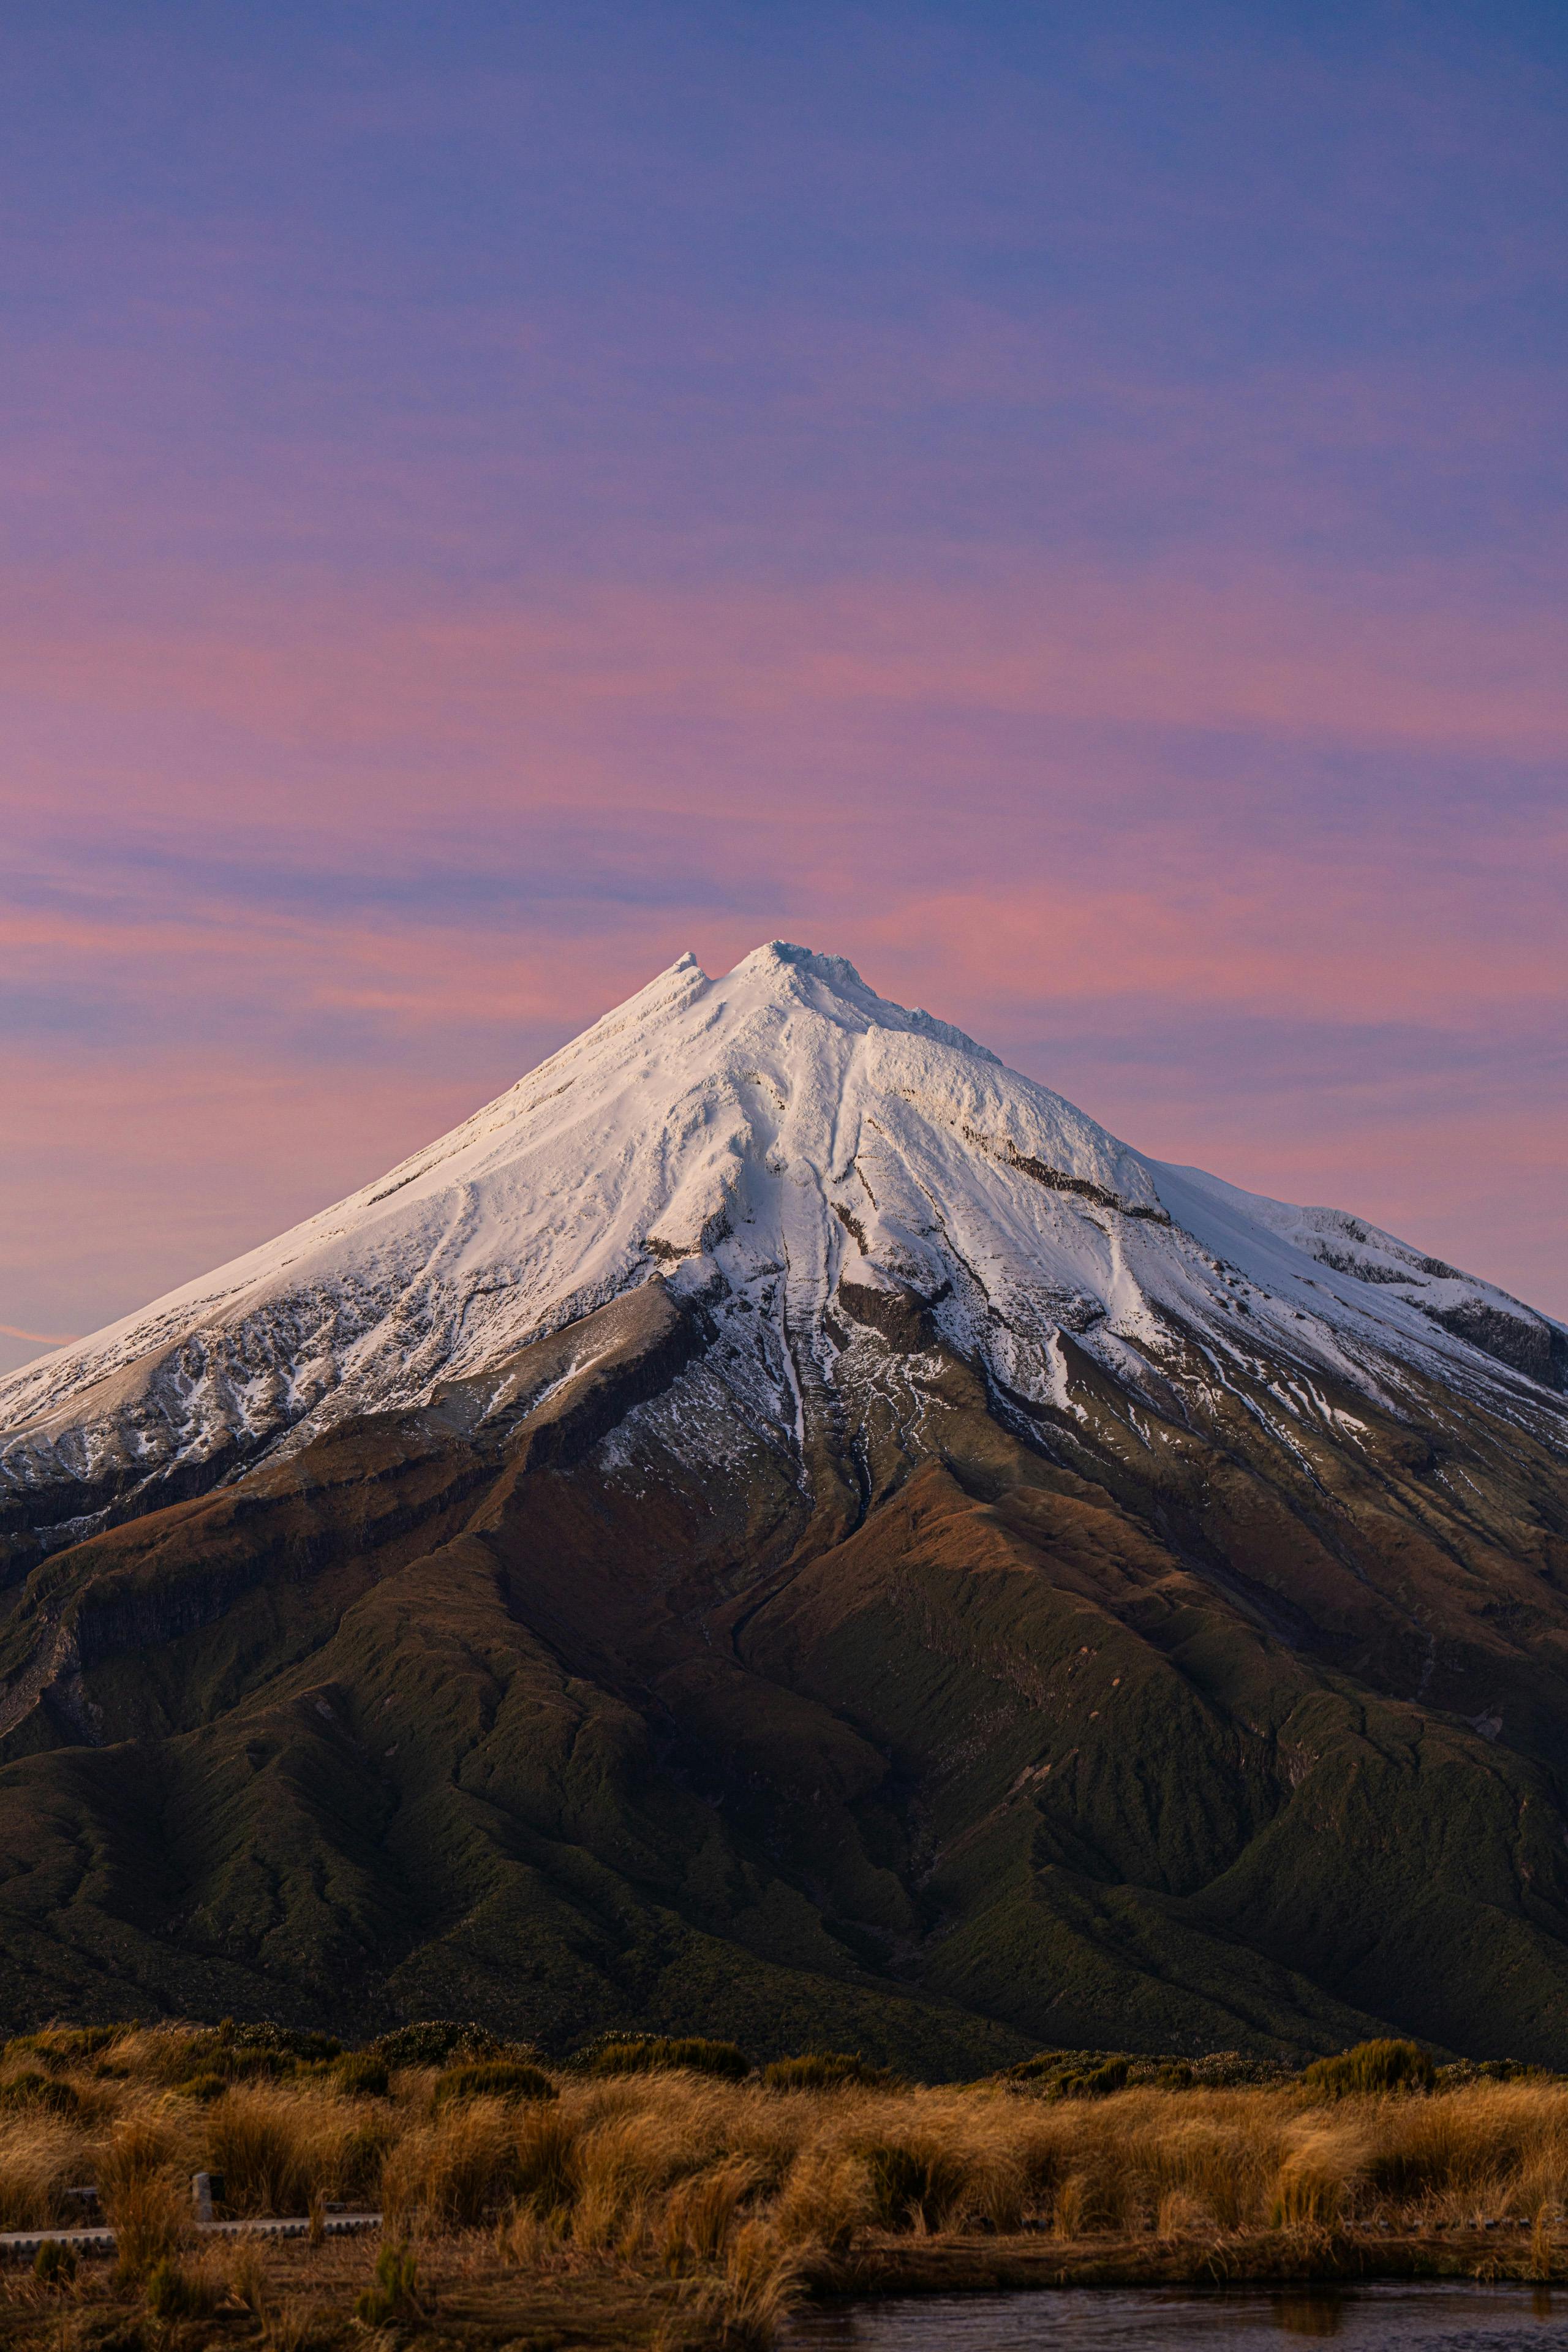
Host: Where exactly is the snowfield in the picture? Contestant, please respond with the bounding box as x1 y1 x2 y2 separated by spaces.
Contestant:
3 942 1564 1519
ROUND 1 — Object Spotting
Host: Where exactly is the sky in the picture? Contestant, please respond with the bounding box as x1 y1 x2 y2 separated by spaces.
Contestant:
2 0 1565 1373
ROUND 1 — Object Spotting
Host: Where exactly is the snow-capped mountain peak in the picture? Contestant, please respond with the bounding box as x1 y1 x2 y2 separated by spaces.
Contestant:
2 944 1562 1525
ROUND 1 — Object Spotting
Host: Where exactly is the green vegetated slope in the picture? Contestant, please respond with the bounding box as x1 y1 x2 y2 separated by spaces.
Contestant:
0 1284 1566 2071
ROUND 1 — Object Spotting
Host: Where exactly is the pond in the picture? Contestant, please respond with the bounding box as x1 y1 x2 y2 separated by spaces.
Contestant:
788 2282 1564 2348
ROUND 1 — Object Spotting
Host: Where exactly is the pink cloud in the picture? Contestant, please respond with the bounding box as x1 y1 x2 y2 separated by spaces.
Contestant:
858 874 1562 1026
2 563 1565 836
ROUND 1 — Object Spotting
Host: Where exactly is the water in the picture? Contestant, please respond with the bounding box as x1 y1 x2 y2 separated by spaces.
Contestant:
788 2282 1566 2349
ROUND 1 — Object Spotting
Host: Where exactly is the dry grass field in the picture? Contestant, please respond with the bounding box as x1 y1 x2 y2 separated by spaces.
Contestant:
0 2029 1563 2349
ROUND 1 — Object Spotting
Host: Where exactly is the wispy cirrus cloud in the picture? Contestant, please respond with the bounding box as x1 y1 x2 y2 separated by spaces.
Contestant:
4 566 1566 772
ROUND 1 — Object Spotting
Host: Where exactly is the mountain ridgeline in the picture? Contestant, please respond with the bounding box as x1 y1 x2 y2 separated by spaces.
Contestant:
1 943 1566 2073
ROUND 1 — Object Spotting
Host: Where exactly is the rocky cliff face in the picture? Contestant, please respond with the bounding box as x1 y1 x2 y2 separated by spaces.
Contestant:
1 946 1565 2068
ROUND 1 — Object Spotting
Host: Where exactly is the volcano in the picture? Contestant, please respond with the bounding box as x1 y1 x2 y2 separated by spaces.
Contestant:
2 943 1566 2068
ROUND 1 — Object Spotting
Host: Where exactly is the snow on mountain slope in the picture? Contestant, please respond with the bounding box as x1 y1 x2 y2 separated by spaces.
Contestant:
2 942 1564 1523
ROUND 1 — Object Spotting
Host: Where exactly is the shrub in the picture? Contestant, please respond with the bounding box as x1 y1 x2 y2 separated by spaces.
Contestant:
332 2053 390 2098
762 2052 899 2094
1186 2052 1297 2089
217 2022 341 2065
180 2072 232 2104
1302 2040 1435 2100
0 2070 79 2116
230 2048 290 2082
7 2025 127 2070
1006 2049 1131 2098
151 2024 338 2090
586 2037 748 2082
1061 2059 1130 2100
160 2037 257 2088
336 2116 398 2206
32 2237 77 2287
254 2029 341 2064
372 2021 510 2071
434 2060 555 2109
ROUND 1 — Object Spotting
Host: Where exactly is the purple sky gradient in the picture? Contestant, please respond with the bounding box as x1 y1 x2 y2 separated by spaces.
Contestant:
2 1 1564 1372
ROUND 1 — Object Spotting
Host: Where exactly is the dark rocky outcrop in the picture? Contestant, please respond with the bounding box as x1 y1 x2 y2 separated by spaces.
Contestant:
1419 1297 1567 1391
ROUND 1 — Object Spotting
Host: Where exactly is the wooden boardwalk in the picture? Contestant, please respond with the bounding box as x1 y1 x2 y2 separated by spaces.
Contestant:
0 2213 380 2261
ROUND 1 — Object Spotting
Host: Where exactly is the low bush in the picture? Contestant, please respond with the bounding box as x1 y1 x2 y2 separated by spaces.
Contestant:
162 2040 279 2089
1009 2051 1131 2100
1007 2049 1289 2096
585 2037 749 2082
434 2060 555 2109
7 2026 127 2071
1434 2059 1538 2089
179 2071 232 2104
1302 2040 1435 2100
249 2028 341 2064
332 2053 390 2098
762 2052 899 2094
372 2020 510 2071
1060 2059 1130 2101
0 2071 80 2116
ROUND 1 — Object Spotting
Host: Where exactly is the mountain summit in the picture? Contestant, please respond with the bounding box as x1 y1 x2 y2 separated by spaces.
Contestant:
0 946 1566 2068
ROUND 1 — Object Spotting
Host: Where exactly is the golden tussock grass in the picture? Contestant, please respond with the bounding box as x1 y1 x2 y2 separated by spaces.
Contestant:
105 2170 192 2284
4 2033 1568 2347
11 2049 1568 2250
0 2113 94 2231
204 2082 388 2216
